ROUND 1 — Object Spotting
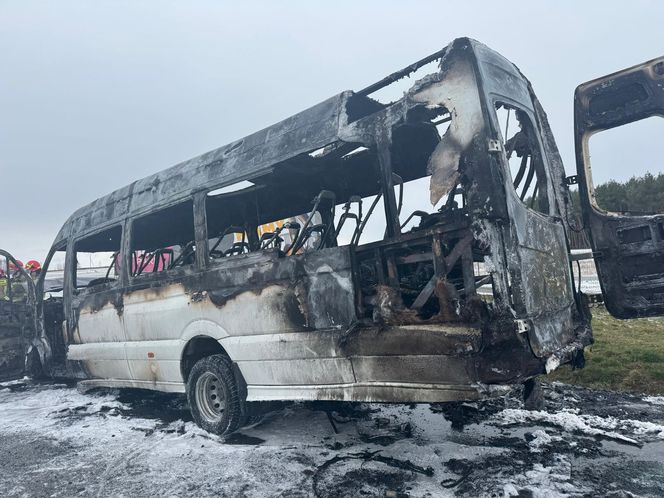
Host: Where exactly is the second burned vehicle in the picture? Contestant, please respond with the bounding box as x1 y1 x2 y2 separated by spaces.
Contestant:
2 38 663 435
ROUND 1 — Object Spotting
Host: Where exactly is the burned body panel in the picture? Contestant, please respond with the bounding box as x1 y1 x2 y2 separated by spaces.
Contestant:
575 57 664 318
70 246 357 391
0 250 43 382
0 300 30 381
471 44 580 360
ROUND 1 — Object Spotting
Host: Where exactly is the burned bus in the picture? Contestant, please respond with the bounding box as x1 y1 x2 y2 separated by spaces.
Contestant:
2 38 663 435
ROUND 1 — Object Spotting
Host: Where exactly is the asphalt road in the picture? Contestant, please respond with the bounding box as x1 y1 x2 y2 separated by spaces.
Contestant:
1 380 663 497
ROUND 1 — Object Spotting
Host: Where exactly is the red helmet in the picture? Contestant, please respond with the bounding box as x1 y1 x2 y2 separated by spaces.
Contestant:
8 260 23 271
25 260 41 272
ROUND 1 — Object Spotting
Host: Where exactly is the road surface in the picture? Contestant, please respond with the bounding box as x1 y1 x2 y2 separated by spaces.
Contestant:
1 379 663 497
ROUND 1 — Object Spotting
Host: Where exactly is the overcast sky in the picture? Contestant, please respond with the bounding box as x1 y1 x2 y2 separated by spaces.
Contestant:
1 1 662 260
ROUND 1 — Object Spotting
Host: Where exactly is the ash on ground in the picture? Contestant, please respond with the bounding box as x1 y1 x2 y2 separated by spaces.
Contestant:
1 380 663 497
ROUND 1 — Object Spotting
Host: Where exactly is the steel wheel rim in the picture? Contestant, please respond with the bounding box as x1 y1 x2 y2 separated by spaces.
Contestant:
195 371 225 423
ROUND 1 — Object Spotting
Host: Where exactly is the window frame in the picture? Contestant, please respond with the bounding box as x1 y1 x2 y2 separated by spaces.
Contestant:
493 99 554 218
71 224 124 295
127 198 200 282
203 192 254 267
583 114 664 214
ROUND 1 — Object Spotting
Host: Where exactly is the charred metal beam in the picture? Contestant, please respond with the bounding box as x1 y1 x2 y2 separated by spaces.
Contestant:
398 252 433 264
459 275 491 296
356 48 448 97
375 132 401 239
432 236 446 278
461 252 476 296
411 233 473 310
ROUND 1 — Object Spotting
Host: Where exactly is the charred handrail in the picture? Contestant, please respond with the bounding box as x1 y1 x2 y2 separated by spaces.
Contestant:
529 184 539 209
288 190 336 254
104 252 120 280
335 197 362 238
168 242 195 269
393 173 404 216
520 159 536 202
356 48 447 97
261 221 300 251
136 251 155 276
352 192 382 246
513 154 528 189
209 225 246 258
400 210 428 230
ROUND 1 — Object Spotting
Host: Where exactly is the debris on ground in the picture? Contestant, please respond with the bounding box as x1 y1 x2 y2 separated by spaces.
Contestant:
1 380 663 497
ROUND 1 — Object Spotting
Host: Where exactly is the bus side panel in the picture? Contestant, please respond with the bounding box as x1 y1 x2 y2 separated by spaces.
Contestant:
121 246 357 388
69 289 132 381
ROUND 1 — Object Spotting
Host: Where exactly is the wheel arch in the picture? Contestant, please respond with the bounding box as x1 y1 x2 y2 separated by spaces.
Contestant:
179 320 246 395
180 335 228 383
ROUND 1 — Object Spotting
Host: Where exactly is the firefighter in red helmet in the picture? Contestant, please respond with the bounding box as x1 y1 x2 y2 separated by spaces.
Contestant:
8 259 23 275
7 259 27 302
25 260 42 281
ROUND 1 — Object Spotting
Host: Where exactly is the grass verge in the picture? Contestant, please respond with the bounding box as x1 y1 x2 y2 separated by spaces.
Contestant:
548 307 664 395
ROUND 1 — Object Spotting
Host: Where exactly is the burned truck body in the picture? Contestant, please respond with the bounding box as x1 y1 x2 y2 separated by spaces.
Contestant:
0 251 39 382
3 38 663 434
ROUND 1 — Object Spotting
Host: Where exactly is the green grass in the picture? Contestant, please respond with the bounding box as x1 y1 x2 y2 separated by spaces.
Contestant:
548 307 664 395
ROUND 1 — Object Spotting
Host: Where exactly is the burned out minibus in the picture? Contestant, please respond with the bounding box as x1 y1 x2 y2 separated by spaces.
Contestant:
2 38 664 435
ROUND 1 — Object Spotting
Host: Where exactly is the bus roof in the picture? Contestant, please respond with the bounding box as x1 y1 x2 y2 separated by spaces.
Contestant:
52 37 495 247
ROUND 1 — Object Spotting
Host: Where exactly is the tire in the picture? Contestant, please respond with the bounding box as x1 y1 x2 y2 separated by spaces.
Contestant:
186 354 245 435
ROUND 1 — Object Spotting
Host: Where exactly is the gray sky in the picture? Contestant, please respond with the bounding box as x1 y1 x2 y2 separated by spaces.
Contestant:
1 0 662 260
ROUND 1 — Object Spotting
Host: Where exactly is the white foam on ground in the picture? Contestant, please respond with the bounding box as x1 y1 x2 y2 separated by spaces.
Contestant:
498 408 664 443
528 429 562 452
1 381 661 496
0 384 328 496
501 455 585 498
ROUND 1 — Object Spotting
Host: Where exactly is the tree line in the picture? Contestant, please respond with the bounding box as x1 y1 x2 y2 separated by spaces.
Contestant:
593 172 664 214
562 172 661 249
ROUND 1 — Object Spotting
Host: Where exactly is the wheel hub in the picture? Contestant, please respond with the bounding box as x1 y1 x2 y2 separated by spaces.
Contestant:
195 371 226 423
